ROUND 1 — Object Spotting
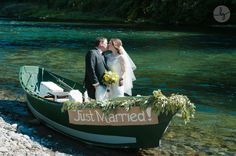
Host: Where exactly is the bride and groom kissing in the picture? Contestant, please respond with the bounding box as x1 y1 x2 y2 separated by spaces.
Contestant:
84 37 136 101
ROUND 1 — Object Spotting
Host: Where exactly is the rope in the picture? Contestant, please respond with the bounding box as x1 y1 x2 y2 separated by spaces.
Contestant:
48 72 74 90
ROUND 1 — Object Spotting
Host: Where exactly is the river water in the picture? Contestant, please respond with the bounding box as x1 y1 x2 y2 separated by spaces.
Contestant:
0 19 236 155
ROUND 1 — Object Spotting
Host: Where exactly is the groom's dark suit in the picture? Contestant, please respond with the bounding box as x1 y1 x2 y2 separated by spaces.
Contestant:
84 48 108 99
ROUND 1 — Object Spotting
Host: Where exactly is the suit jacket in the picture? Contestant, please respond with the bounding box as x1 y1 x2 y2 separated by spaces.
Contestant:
84 48 108 99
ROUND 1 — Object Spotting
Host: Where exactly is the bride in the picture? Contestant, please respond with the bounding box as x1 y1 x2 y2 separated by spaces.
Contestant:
106 38 136 98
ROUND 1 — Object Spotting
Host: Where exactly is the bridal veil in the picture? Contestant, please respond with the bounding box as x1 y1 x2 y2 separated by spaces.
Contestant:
120 46 136 96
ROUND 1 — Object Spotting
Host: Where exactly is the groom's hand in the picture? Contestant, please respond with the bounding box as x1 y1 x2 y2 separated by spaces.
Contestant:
93 83 99 88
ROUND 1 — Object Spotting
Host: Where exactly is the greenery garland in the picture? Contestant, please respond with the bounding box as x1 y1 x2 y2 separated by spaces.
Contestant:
61 89 195 124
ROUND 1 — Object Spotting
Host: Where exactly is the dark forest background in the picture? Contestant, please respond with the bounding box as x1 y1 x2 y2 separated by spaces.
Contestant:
0 0 235 26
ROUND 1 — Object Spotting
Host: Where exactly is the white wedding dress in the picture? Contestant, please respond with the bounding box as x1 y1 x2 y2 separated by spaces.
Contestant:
107 54 125 98
95 50 136 101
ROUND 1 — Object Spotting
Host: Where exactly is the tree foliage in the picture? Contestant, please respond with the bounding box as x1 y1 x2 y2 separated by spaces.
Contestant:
0 0 235 25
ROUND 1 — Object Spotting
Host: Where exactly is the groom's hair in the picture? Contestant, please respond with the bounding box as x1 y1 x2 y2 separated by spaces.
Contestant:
95 37 107 46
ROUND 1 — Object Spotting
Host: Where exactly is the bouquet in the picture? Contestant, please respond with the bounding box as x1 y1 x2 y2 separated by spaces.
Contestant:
103 71 119 85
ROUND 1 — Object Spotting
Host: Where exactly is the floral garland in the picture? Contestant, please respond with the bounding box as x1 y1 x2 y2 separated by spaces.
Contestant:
61 89 195 124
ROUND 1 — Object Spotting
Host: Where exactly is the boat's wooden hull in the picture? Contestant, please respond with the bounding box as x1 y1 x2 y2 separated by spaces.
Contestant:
20 66 175 148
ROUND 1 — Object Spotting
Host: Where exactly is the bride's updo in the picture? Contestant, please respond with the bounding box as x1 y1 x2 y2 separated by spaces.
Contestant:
110 38 124 54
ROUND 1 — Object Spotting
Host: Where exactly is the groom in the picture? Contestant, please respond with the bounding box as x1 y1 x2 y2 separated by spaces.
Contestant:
84 37 109 99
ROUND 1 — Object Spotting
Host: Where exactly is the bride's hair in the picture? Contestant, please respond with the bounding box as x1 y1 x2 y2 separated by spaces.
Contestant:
110 38 124 54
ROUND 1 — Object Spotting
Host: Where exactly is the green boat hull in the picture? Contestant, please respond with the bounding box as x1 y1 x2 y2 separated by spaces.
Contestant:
19 66 175 148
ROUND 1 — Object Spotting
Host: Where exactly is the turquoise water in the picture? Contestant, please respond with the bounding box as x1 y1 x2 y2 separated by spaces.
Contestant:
0 19 236 154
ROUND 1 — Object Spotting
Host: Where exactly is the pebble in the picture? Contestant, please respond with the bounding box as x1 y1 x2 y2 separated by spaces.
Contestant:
0 147 8 152
55 151 67 156
0 92 69 155
0 113 53 155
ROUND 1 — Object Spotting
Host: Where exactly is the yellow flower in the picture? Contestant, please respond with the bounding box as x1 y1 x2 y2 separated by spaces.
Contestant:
104 76 109 81
103 70 119 85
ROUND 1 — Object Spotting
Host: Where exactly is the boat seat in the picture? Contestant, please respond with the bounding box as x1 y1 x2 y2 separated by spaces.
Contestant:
39 81 70 102
39 81 64 96
48 91 69 102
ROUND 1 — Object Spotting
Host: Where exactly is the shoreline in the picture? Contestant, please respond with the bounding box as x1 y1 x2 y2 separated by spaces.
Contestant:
1 16 236 34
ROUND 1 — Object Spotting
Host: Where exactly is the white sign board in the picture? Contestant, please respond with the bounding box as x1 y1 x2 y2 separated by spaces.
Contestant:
68 107 158 126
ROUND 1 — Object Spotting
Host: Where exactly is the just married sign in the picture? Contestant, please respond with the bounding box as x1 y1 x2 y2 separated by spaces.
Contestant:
68 107 159 126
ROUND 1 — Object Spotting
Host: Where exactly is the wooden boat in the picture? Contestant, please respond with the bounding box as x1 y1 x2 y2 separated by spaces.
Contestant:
19 65 176 148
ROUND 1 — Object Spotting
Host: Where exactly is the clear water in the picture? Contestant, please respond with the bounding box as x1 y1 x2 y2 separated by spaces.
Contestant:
0 19 236 154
